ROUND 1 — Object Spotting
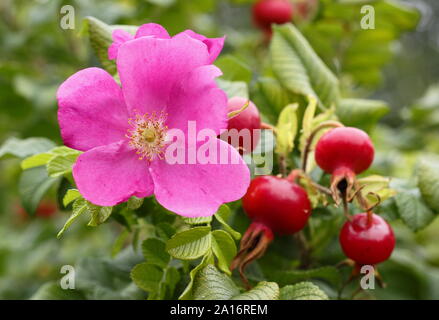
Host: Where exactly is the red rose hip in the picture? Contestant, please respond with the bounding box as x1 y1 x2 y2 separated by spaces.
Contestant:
252 0 293 33
339 212 395 265
314 126 375 202
232 175 312 287
242 175 311 235
225 97 261 154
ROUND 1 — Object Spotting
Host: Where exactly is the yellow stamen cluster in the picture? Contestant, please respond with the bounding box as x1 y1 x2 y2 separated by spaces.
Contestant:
127 111 168 161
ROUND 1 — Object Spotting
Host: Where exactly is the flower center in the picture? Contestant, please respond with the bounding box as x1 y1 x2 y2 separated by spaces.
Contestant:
127 111 168 161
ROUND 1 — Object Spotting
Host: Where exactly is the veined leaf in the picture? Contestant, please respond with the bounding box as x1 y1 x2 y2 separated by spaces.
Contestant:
193 265 279 300
280 282 329 300
179 253 214 300
0 137 55 160
417 156 439 213
63 189 81 207
214 205 241 240
270 24 340 109
166 226 212 260
337 98 389 131
211 230 237 276
142 238 171 268
131 263 164 293
57 198 89 238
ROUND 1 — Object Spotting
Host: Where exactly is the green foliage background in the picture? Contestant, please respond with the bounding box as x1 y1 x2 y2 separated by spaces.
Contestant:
1 0 439 300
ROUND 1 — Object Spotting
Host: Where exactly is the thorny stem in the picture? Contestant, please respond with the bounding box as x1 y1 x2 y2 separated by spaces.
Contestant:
301 121 344 172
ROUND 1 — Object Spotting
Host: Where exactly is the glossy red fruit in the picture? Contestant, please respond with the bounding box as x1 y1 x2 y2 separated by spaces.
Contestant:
225 97 261 154
242 175 312 235
339 212 395 265
252 0 293 32
315 127 374 176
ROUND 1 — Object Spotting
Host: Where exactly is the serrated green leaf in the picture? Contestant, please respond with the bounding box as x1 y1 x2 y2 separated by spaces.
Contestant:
193 265 240 300
0 137 55 160
214 205 241 240
395 188 435 232
57 198 89 238
233 282 279 300
142 238 170 268
280 282 329 300
47 152 80 178
211 230 237 276
179 253 214 300
337 98 389 131
417 156 439 213
183 216 212 226
193 265 279 300
63 189 81 207
271 266 341 286
270 24 339 109
166 226 211 260
131 263 164 293
276 103 298 156
18 166 59 215
87 204 113 227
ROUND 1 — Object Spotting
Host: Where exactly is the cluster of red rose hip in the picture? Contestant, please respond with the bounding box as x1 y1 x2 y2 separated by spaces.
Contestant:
226 97 395 288
252 0 318 38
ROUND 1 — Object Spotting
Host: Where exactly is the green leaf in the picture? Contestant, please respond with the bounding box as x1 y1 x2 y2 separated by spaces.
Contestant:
270 24 339 109
166 226 212 260
87 204 113 227
417 156 439 213
0 137 55 160
142 238 171 268
63 189 81 207
179 253 213 300
255 77 297 122
271 266 341 287
57 198 89 238
47 151 81 178
30 282 85 300
395 188 436 232
214 205 241 240
18 166 59 215
232 282 279 300
276 103 299 156
216 79 249 99
84 17 137 75
280 282 329 300
112 229 130 258
21 153 54 170
193 265 279 300
215 55 252 83
130 263 164 293
193 265 240 300
183 216 212 226
211 230 237 276
127 196 144 210
337 98 389 131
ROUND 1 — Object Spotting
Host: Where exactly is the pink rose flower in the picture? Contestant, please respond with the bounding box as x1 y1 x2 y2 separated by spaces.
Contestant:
57 27 250 217
108 23 225 64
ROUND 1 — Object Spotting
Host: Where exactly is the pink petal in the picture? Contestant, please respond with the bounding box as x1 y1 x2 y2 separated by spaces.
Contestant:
178 30 225 63
117 34 210 115
150 138 250 217
166 65 228 136
135 23 171 39
108 29 134 60
73 141 153 206
57 68 129 151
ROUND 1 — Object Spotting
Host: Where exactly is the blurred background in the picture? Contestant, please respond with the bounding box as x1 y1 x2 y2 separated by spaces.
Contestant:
0 0 439 299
